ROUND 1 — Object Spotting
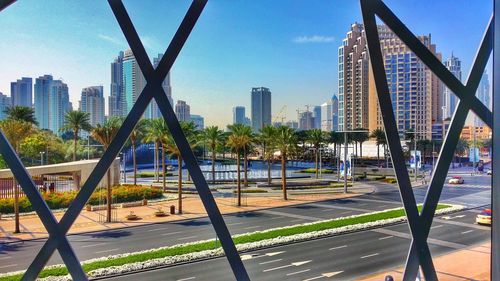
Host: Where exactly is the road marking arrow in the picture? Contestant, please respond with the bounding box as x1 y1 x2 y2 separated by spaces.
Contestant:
241 251 285 261
266 251 285 257
302 271 343 280
263 260 311 272
291 260 312 266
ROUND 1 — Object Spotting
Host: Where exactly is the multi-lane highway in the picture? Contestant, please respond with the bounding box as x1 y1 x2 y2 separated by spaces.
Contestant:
0 173 492 280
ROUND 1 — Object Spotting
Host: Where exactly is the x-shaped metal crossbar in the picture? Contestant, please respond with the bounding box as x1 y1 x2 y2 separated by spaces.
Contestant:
0 0 249 280
360 0 493 280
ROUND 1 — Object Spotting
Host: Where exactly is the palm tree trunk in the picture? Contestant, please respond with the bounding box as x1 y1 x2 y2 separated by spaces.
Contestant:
178 155 183 214
73 129 78 161
133 143 137 185
14 179 19 233
155 142 159 182
237 152 241 206
267 158 272 184
315 148 319 179
211 147 216 184
162 144 166 191
243 147 248 187
106 169 112 223
377 144 380 167
282 153 287 200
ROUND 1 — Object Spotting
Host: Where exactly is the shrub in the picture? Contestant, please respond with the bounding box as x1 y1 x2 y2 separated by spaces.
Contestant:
298 168 334 174
374 175 386 180
136 172 173 178
0 185 163 214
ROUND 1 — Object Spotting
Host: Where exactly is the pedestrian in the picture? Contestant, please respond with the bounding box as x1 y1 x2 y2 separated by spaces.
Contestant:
49 182 55 193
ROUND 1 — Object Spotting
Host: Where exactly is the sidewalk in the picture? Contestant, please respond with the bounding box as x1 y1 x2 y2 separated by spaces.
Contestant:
0 190 366 241
360 242 491 281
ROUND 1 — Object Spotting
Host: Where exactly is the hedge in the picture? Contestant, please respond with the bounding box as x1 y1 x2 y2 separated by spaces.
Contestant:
0 185 163 214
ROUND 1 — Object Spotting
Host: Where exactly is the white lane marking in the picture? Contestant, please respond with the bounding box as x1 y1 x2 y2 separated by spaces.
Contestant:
226 222 243 226
430 225 443 229
360 253 379 259
161 231 182 236
0 264 17 269
0 256 12 260
378 236 394 240
263 260 311 272
303 271 344 281
329 245 348 251
178 235 198 240
287 269 311 276
340 211 353 214
147 227 169 232
81 243 106 248
241 251 286 261
95 248 119 254
461 230 474 234
243 226 261 230
177 277 196 281
259 259 282 265
268 216 285 220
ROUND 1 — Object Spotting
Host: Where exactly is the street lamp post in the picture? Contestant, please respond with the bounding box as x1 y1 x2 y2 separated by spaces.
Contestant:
39 151 45 166
338 129 369 193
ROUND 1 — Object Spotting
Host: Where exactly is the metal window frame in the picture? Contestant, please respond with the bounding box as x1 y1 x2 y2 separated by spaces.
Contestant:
0 1 249 280
360 0 494 280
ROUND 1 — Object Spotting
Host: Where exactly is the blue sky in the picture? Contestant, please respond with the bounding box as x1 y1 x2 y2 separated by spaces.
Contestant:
0 0 492 127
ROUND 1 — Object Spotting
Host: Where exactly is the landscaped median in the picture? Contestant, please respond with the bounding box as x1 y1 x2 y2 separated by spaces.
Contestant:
0 203 464 281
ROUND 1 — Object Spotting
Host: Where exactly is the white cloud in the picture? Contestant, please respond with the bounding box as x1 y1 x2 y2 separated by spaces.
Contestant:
97 34 124 46
292 35 335 44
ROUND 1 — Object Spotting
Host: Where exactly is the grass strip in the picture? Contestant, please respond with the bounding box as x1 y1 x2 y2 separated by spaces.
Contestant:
0 204 450 280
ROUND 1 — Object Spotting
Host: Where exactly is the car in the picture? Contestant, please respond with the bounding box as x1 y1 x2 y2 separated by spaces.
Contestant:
476 209 491 225
448 176 464 184
487 169 492 175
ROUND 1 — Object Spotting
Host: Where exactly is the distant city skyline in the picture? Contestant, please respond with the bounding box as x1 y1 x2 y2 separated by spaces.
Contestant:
0 0 492 127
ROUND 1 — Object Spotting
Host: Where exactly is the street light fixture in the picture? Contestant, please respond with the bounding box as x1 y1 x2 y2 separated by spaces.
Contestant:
39 151 45 166
405 130 429 183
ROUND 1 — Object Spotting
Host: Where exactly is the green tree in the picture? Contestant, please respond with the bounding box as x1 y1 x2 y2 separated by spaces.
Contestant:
202 126 224 184
163 121 198 214
275 126 297 200
4 106 38 125
0 119 33 233
258 126 277 184
129 119 148 185
228 124 253 187
227 127 249 206
307 129 326 178
455 138 469 166
371 129 386 167
91 117 122 223
353 128 369 160
19 132 47 162
60 111 92 161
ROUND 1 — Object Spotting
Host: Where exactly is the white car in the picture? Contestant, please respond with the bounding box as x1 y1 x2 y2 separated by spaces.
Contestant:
487 169 492 175
448 176 464 184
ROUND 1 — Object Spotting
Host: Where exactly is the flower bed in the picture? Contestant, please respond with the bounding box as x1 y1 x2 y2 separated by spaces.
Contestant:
0 204 464 281
0 185 163 214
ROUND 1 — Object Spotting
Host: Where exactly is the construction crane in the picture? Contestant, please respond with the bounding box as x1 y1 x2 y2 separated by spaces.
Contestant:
273 105 287 124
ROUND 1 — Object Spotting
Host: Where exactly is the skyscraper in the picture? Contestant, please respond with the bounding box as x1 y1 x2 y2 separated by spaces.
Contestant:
190 114 204 129
80 86 105 130
34 75 53 130
443 54 461 119
332 94 339 131
109 51 123 117
298 111 314 131
233 106 246 125
338 23 369 131
313 106 321 129
475 71 490 126
251 87 271 131
49 79 71 134
10 77 32 107
175 100 190 122
320 95 338 132
0 92 11 120
118 50 173 119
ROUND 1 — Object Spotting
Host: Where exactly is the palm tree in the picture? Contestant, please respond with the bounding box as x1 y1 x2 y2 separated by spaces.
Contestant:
307 129 326 178
60 111 92 161
455 138 469 166
227 132 246 206
329 131 343 180
91 117 122 223
202 126 224 184
0 119 33 233
163 121 198 213
144 119 169 190
371 129 386 167
129 119 148 185
228 124 253 187
4 106 38 125
275 126 297 200
259 126 277 184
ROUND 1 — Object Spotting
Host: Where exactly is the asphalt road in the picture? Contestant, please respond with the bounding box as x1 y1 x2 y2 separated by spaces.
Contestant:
0 173 492 278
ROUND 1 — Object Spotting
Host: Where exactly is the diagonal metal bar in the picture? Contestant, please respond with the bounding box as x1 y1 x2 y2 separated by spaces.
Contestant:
360 1 437 280
0 0 15 12
369 0 493 128
0 131 87 281
109 1 250 279
21 1 211 279
492 2 500 280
